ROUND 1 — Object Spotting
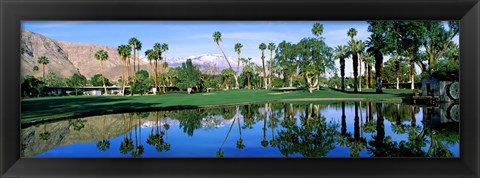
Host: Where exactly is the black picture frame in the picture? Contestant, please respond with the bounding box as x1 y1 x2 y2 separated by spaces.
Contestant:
1 0 479 177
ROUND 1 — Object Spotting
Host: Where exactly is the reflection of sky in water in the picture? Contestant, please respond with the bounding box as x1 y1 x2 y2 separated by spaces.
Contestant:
29 102 459 158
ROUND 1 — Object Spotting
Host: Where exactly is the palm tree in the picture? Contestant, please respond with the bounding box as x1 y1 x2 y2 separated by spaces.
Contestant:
96 116 111 151
311 22 324 38
153 43 162 92
161 43 169 92
241 58 253 90
366 34 386 93
259 43 267 90
261 103 269 147
234 43 243 89
334 45 350 91
145 49 157 93
363 52 375 89
132 117 144 158
268 43 276 88
94 50 109 95
269 103 278 147
347 28 359 92
217 115 236 158
341 102 347 135
128 37 141 73
39 124 50 142
37 56 49 79
221 68 234 90
213 31 238 89
354 40 365 91
236 106 245 150
117 44 131 96
162 62 169 91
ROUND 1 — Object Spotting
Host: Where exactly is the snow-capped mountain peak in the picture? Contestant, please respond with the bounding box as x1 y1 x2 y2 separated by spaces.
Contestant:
168 54 239 71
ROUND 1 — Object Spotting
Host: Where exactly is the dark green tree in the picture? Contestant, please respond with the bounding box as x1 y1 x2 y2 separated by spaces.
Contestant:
90 74 111 87
177 59 202 91
129 70 151 95
67 73 87 95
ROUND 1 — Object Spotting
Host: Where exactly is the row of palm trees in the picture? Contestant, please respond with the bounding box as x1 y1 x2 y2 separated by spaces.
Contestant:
334 28 377 93
214 32 277 90
214 22 372 92
33 21 458 95
92 38 170 96
31 23 376 95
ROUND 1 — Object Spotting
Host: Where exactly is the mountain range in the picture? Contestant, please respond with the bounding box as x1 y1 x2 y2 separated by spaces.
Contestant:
21 30 238 81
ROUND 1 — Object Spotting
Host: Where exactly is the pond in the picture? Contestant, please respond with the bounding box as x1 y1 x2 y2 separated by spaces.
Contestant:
21 101 459 158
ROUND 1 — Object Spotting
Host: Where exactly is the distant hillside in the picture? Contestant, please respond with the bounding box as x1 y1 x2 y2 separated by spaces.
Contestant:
21 30 149 81
21 30 239 81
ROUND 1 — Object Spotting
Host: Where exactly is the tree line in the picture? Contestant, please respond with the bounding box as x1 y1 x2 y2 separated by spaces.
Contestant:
22 21 459 97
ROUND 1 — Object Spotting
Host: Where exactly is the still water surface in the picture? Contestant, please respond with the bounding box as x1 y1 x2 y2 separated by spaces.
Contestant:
21 101 459 158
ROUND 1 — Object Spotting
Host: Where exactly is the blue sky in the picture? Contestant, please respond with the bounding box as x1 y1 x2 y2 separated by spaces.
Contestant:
22 21 457 77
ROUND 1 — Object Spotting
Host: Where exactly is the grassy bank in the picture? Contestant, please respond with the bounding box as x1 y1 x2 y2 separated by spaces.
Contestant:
21 88 412 124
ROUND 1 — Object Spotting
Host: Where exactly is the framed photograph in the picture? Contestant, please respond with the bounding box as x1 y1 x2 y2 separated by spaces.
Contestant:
1 0 479 177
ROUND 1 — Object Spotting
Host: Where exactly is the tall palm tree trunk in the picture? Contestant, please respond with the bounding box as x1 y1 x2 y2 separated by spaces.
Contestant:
217 44 238 89
359 55 362 91
359 101 363 137
269 104 275 140
269 50 273 88
375 52 383 94
261 52 267 90
154 59 158 92
149 61 156 94
101 61 107 96
163 57 167 93
354 102 359 139
127 57 131 81
157 58 161 90
159 58 163 92
133 47 136 74
136 50 140 74
341 102 346 135
368 64 372 89
42 64 46 80
236 52 241 88
237 108 242 139
341 58 345 91
122 58 126 96
353 54 359 93
365 62 369 89
263 104 267 143
219 117 236 153
247 73 251 90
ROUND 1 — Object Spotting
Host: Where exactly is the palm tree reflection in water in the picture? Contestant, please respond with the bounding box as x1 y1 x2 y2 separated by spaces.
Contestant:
24 102 458 158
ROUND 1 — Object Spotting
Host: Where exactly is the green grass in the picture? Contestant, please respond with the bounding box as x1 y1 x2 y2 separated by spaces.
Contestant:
21 88 412 124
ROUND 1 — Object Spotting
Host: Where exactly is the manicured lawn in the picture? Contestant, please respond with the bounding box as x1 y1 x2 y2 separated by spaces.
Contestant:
21 88 413 124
